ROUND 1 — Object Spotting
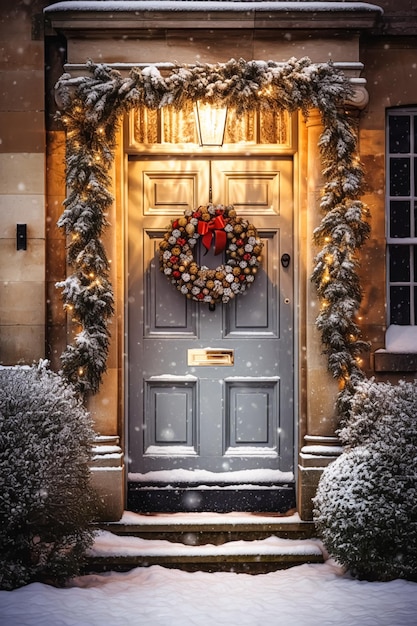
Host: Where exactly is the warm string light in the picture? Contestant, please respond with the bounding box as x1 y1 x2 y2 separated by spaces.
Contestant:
321 274 330 285
257 86 274 97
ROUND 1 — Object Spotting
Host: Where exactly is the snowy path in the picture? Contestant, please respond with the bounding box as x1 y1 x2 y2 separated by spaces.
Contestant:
1 560 416 626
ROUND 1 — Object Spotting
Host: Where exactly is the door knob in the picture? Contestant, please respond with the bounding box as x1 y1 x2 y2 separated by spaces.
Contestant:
281 253 290 268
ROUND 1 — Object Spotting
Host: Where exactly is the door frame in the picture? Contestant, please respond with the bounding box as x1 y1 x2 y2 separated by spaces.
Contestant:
121 120 301 496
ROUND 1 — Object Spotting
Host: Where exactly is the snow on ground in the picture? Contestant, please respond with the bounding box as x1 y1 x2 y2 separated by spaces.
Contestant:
0 512 415 625
1 558 417 625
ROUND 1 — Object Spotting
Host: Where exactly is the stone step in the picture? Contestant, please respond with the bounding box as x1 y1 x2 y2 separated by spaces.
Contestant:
86 511 324 574
97 510 316 544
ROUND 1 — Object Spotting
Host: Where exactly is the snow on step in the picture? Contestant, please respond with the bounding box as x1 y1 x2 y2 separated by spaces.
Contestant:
128 468 294 484
114 510 304 527
89 531 323 558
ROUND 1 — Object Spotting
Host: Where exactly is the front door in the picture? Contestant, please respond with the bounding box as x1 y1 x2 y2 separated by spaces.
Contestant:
127 157 294 488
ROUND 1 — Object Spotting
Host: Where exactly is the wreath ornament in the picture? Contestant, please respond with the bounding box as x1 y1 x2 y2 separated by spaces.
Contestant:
159 204 263 308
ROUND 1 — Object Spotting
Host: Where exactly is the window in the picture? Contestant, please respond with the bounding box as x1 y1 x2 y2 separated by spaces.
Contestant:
128 103 293 153
386 108 417 327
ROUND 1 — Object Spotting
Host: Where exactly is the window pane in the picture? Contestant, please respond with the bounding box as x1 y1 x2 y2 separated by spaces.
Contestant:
415 287 417 325
415 157 417 196
390 245 410 282
390 286 410 325
414 245 417 281
259 109 288 144
390 200 410 237
415 201 417 240
162 103 197 143
414 115 417 151
225 109 255 143
389 115 410 153
390 158 410 196
133 108 158 143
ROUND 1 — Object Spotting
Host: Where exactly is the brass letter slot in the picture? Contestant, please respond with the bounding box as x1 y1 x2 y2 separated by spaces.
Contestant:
187 348 234 366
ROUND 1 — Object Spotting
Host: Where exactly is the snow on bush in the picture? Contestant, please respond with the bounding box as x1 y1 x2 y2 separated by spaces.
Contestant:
314 379 417 581
0 363 98 590
338 378 417 449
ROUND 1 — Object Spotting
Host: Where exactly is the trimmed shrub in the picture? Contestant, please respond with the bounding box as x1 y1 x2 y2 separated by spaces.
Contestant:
338 378 417 448
314 443 417 581
314 378 417 581
0 362 98 590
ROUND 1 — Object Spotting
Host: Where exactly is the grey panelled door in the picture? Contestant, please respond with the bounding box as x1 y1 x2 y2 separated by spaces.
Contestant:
128 158 294 476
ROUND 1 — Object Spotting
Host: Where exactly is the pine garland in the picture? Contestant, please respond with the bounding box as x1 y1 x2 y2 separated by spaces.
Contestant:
55 57 369 397
312 108 370 393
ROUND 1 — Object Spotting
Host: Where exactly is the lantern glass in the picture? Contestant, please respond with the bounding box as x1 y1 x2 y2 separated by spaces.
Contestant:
194 101 228 146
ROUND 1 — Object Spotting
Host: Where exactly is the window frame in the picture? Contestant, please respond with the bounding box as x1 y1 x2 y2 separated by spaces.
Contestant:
386 106 417 330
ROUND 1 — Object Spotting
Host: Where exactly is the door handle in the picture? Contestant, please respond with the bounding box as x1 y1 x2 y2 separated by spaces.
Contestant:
281 253 290 268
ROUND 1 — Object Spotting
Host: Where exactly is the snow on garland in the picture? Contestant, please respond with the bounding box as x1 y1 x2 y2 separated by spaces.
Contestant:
55 57 369 397
159 204 263 306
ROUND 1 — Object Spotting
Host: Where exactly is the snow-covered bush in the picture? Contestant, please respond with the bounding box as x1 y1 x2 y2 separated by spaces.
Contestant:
338 378 417 448
0 363 98 590
314 443 417 581
314 379 417 581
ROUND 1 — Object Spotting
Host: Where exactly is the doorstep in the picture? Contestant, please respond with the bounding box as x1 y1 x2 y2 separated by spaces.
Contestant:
85 511 324 574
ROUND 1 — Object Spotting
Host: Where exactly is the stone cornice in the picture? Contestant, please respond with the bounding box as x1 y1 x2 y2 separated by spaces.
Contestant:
44 1 383 34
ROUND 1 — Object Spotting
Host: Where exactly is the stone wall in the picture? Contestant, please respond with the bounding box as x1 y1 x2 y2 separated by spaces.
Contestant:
0 1 47 365
359 34 417 382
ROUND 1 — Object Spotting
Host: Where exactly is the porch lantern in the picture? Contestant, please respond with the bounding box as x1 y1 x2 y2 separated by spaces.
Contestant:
194 101 228 146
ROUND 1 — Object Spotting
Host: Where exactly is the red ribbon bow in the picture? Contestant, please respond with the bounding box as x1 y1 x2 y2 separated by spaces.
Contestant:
197 214 227 255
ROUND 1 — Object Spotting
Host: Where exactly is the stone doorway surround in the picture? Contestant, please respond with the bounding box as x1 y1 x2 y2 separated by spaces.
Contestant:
44 0 380 521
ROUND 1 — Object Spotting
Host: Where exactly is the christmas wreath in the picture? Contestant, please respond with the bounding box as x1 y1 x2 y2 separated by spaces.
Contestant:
159 204 263 306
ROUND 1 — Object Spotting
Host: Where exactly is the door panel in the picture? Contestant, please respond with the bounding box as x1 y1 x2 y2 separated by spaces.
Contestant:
225 380 279 454
144 233 196 335
141 160 207 215
225 233 278 336
144 379 198 456
128 157 293 477
211 159 282 215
